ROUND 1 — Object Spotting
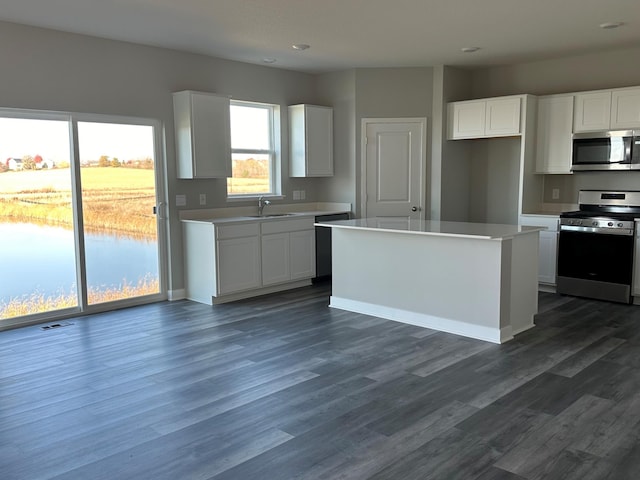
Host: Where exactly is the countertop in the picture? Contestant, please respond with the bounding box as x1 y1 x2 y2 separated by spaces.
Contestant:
315 218 546 240
180 202 351 225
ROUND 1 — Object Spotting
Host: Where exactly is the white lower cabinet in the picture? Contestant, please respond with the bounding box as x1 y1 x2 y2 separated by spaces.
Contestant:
290 230 316 280
262 233 290 285
261 218 316 286
216 236 261 294
519 215 558 285
183 216 316 305
538 230 558 285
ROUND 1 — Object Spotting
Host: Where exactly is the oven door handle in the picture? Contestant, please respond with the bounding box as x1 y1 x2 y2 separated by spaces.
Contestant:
559 225 634 236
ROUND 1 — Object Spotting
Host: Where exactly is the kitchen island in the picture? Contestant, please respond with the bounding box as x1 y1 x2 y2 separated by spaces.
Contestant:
315 218 546 343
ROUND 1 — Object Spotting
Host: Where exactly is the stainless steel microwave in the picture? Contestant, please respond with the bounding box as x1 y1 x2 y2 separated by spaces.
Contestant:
571 130 640 171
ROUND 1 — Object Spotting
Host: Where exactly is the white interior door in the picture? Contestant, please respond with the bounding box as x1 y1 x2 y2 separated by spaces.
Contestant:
362 118 426 219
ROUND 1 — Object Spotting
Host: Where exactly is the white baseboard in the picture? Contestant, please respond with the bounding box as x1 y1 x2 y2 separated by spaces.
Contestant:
329 296 511 344
211 280 312 305
168 289 186 301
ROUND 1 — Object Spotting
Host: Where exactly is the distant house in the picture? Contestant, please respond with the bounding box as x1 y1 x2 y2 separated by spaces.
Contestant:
6 158 23 170
36 158 56 169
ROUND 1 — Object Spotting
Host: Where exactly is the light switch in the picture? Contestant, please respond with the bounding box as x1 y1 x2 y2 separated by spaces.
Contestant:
199 193 206 205
176 194 187 207
552 188 560 200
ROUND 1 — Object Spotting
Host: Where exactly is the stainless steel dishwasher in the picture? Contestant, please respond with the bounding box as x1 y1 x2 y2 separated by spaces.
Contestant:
315 213 349 279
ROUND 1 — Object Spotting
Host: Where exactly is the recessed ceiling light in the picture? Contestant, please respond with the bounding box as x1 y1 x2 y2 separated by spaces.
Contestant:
600 22 624 29
292 44 310 51
461 47 481 53
262 57 277 64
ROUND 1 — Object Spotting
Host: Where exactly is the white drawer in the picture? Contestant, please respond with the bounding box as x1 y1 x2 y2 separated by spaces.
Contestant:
261 217 314 235
215 222 260 239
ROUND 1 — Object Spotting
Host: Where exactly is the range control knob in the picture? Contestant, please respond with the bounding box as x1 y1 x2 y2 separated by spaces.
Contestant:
618 223 624 227
592 221 599 227
608 222 614 227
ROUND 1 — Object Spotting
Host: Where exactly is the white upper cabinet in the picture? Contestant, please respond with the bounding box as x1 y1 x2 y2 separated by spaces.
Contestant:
535 95 574 174
289 104 333 177
484 97 522 136
574 87 640 132
448 100 485 139
448 96 521 140
173 90 232 179
611 88 640 129
573 91 612 132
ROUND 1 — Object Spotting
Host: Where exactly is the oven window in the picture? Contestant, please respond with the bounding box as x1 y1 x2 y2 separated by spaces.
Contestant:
573 136 630 165
557 231 634 284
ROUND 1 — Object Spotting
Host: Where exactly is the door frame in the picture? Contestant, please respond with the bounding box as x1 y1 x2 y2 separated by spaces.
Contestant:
360 117 428 219
74 112 169 313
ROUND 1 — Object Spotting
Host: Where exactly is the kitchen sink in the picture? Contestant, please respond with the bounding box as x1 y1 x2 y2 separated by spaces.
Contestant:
247 213 295 218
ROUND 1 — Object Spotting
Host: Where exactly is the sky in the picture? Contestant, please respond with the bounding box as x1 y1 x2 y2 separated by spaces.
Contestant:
0 118 154 163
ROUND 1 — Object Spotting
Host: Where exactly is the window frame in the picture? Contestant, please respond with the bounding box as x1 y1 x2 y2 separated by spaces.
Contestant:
227 100 281 199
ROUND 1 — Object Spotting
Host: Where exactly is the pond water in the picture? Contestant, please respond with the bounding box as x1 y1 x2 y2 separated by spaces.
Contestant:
0 222 158 304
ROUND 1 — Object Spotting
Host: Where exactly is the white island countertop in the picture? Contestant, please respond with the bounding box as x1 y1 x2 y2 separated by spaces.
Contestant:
315 218 546 240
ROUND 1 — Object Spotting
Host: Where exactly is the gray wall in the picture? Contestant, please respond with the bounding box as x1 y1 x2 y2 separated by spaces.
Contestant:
0 20 321 294
316 70 357 210
469 138 521 224
434 66 475 221
470 44 640 208
353 67 434 217
471 45 640 98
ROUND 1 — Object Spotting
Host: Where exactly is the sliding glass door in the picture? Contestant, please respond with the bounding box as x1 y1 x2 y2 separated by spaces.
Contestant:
0 110 166 325
0 116 78 318
78 121 161 305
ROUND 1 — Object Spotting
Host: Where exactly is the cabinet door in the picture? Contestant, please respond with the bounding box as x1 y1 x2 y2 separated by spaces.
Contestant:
216 236 261 295
574 91 612 132
174 91 231 179
611 88 640 129
261 233 290 285
485 97 521 136
289 230 315 280
448 101 486 139
290 105 333 177
306 106 333 176
538 231 558 285
535 96 574 174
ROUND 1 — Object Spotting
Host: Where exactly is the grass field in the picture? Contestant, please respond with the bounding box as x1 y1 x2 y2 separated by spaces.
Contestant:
0 277 160 319
0 167 157 238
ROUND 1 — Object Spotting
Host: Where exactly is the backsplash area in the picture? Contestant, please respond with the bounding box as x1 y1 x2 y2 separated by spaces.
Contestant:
543 172 640 204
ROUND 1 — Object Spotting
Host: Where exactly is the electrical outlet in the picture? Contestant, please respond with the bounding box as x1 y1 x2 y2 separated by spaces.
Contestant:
552 188 560 200
293 190 300 200
199 193 206 205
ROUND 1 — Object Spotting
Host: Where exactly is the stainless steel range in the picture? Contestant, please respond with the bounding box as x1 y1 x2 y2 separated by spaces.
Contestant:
557 190 640 303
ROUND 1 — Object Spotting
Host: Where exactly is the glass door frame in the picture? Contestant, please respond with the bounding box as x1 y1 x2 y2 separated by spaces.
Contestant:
0 107 168 330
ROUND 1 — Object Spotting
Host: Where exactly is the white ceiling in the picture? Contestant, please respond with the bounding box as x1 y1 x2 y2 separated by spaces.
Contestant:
1 0 640 73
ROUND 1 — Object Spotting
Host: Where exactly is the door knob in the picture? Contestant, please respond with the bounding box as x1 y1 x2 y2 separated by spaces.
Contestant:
411 206 418 212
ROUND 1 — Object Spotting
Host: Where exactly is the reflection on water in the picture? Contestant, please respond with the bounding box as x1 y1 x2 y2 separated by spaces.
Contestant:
0 222 159 306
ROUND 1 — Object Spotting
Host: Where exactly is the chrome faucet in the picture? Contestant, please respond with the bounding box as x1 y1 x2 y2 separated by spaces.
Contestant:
257 196 271 216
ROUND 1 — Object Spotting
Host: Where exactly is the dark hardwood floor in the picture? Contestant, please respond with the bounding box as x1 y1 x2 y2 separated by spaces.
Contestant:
2 283 640 479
